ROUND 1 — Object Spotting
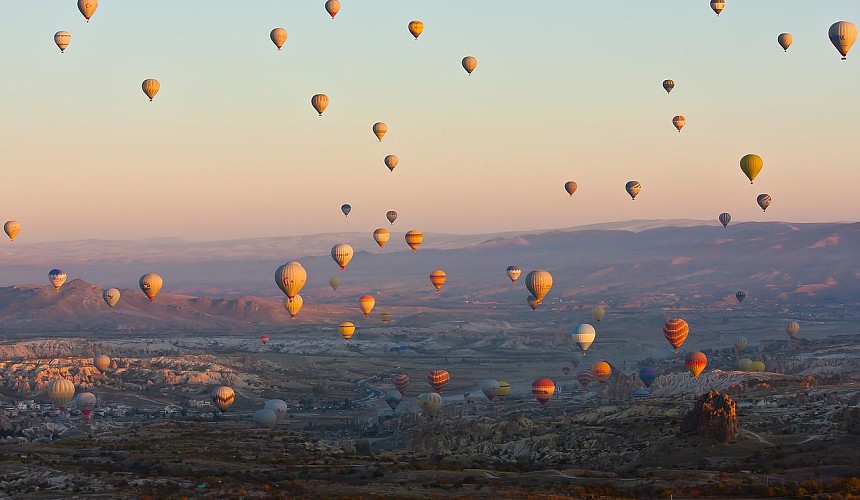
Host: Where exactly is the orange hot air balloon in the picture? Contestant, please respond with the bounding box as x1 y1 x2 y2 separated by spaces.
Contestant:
427 369 449 393
672 115 686 133
429 269 446 291
284 294 303 318
325 0 340 19
339 321 356 341
527 295 539 311
311 93 329 115
663 318 689 352
531 378 555 406
384 154 399 172
405 230 423 251
591 361 611 382
685 352 707 377
564 181 577 196
358 295 376 316
331 243 354 270
393 374 410 394
373 228 390 248
408 20 424 40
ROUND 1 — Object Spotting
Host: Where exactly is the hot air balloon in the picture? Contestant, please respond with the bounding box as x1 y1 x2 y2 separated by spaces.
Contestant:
572 324 596 355
339 321 356 341
386 210 398 225
47 379 75 410
778 33 793 51
625 181 641 200
54 31 71 53
562 367 571 376
481 379 500 400
829 21 858 60
102 288 120 308
270 28 288 50
405 230 423 251
408 20 424 40
261 334 270 344
497 381 511 399
77 0 97 22
750 361 766 372
329 276 341 292
663 79 675 94
734 335 748 353
275 262 307 300
384 155 398 172
76 392 97 418
672 115 686 133
212 386 235 412
139 273 163 301
462 56 477 75
311 94 328 115
341 204 351 217
740 154 763 184
786 320 800 338
719 213 732 228
253 409 278 428
710 0 725 16
384 389 403 411
592 306 605 322
685 352 707 377
663 318 689 352
380 312 392 324
3 221 20 241
417 392 443 414
373 122 387 142
264 399 288 421
325 0 340 19
735 290 746 303
427 369 449 393
48 269 67 292
564 181 577 196
502 266 521 284
358 295 375 316
373 228 390 248
429 270 446 292
331 244 354 270
525 270 552 304
531 378 555 406
527 295 539 311
393 374 410 394
738 358 753 371
142 79 160 101
284 294 303 318
757 194 772 212
94 354 110 374
638 367 657 388
592 361 611 382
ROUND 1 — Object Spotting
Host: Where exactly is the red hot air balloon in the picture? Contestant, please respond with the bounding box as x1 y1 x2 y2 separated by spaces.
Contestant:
663 318 689 352
427 370 449 393
531 378 555 406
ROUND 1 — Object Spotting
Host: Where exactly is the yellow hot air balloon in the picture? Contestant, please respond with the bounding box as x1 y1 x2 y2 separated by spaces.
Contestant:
591 361 611 382
405 230 423 251
740 154 763 184
525 270 553 304
103 288 120 307
331 243 354 271
54 31 71 53
284 294 303 318
750 361 765 372
339 321 355 341
311 94 329 116
829 21 858 60
275 262 307 300
373 228 390 248
270 28 288 50
4 221 20 241
325 0 341 19
497 381 511 399
384 155 399 172
142 79 160 101
710 0 725 16
329 276 341 292
77 0 98 22
373 122 387 142
564 181 577 196
429 270 446 292
359 295 375 316
408 20 424 40
139 273 163 301
592 306 605 322
47 378 76 409
778 33 793 52
462 56 477 75
685 352 708 378
738 358 753 371
672 115 686 133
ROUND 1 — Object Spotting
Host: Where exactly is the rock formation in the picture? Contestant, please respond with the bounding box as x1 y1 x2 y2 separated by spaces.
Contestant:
680 390 739 443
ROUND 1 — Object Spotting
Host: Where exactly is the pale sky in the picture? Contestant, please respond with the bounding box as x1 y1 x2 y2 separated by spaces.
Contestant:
1 1 859 242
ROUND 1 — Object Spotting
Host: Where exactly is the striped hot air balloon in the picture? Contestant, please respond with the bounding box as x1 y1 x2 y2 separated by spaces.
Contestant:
427 369 450 393
380 312 392 324
662 79 675 94
735 290 746 303
757 194 772 212
373 122 387 142
373 228 390 248
786 320 800 338
284 294 303 318
685 352 708 377
405 230 423 251
212 386 235 412
339 321 356 342
572 323 596 355
311 94 329 115
331 243 354 270
358 295 375 316
393 374 410 394
276 262 306 300
719 213 732 228
638 367 657 388
531 378 555 406
47 379 75 410
592 361 611 382
525 270 553 304
429 270 446 291
417 392 443 414
734 335 748 353
663 318 689 352
672 115 686 133
497 381 511 399
576 370 594 389
829 21 858 60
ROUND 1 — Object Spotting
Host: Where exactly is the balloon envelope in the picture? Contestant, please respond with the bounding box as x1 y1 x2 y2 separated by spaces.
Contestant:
384 390 403 411
638 367 657 388
94 354 110 374
719 213 732 228
276 262 307 299
341 204 351 217
829 21 858 59
405 230 423 251
103 288 120 307
264 399 288 421
525 270 553 304
253 409 278 428
142 79 160 101
270 28 288 49
462 56 477 74
672 115 686 133
311 94 329 115
284 294 303 318
564 181 577 196
47 379 75 409
777 32 793 51
339 321 356 341
49 269 67 292
373 122 387 142
429 270 446 291
625 181 641 200
685 352 708 377
592 361 611 382
663 318 689 351
54 32 71 52
531 378 555 406
139 273 163 301
506 265 522 283
572 323 596 355
428 369 450 393
662 79 675 93
386 210 398 224
325 0 341 18
740 154 763 184
212 386 235 412
331 243 354 270
408 20 424 39
77 0 97 21
358 295 375 316
757 194 772 212
710 0 725 16
481 379 500 400
329 276 341 291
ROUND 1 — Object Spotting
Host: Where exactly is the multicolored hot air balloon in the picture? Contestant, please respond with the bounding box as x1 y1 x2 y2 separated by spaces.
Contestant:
740 154 763 184
393 374 410 394
212 386 235 412
564 181 577 196
786 320 800 338
685 352 707 377
142 79 160 101
525 270 553 304
719 213 732 228
531 378 555 406
48 269 67 292
663 318 689 352
710 0 725 16
663 79 675 94
506 265 522 284
139 273 163 301
778 33 793 51
462 56 477 75
384 155 398 172
481 379 500 400
77 0 97 22
311 94 329 115
47 378 75 410
331 244 354 270
572 323 596 355
276 262 307 300
358 295 375 316
734 335 748 353
373 228 390 248
735 290 746 303
592 361 611 382
638 367 657 388
54 32 71 53
625 181 641 200
384 389 403 411
325 0 341 19
284 294 303 318
405 230 423 251
417 392 443 414
261 334 270 344
270 28 288 50
592 306 605 322
93 354 110 374
757 194 772 212
408 20 424 40
339 321 355 341
102 288 120 307
341 204 351 217
497 381 511 399
428 369 449 393
429 270 446 291
672 115 686 133
829 21 858 60
527 295 539 311
386 210 398 224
